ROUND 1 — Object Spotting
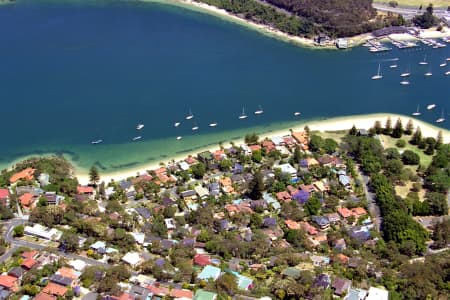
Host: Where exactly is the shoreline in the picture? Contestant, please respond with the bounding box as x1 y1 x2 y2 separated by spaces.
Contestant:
141 0 450 50
74 113 450 184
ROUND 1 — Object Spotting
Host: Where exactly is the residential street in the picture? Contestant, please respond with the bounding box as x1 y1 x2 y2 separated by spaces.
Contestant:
0 218 109 267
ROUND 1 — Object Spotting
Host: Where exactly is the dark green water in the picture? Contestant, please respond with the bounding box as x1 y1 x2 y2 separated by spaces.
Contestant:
0 0 449 172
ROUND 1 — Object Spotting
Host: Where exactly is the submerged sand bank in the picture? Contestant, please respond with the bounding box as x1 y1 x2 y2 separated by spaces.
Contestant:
75 113 450 184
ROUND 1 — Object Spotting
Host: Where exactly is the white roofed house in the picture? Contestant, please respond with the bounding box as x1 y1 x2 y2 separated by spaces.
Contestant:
122 252 142 267
24 224 62 241
277 163 298 179
194 185 209 199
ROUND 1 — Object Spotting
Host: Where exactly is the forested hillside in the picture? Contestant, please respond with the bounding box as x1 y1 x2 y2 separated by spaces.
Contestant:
199 0 399 38
265 0 378 36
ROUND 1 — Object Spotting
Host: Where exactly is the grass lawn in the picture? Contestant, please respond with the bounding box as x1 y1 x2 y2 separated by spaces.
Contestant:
313 130 347 144
395 181 426 201
378 134 433 167
374 0 449 8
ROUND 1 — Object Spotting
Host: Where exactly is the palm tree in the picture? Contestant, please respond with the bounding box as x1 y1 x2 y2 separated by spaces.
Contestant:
89 166 100 186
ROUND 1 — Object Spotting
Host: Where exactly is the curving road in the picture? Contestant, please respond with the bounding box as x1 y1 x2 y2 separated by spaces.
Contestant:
373 3 449 20
0 219 110 267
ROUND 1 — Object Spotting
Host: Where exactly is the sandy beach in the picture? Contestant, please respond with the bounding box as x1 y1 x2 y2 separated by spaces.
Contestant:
142 0 450 50
75 113 450 184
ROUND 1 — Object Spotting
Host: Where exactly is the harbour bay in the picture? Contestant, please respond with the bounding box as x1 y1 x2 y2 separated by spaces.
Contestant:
0 0 449 176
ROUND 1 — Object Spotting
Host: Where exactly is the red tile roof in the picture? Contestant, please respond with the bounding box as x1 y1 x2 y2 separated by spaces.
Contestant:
170 289 193 299
352 207 367 216
0 275 18 290
21 258 38 269
194 254 211 266
285 220 300 230
77 185 94 194
0 189 9 199
338 207 352 218
117 293 134 300
21 250 38 259
249 145 262 152
34 292 57 300
42 282 68 296
276 191 291 202
10 168 35 183
19 193 34 207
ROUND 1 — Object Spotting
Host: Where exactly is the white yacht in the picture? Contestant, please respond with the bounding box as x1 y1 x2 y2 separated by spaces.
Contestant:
238 107 248 120
136 124 144 130
254 105 264 115
371 64 383 80
176 136 182 140
424 69 432 76
445 70 450 76
174 122 181 127
192 123 199 131
436 111 445 123
91 139 103 145
389 64 398 68
412 105 421 116
419 55 428 65
185 109 194 120
427 104 436 110
400 66 411 77
132 136 142 141
209 122 218 127
400 80 410 85
294 112 301 116
439 62 447 67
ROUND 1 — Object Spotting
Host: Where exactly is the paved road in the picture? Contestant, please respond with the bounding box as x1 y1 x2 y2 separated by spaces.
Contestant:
1 219 109 267
358 167 382 232
373 3 449 20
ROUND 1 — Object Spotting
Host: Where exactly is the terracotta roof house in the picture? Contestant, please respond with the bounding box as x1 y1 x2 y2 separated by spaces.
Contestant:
249 145 261 152
276 191 291 202
300 221 318 235
42 282 68 297
170 289 193 299
262 140 276 152
334 253 350 265
338 207 352 218
0 275 18 292
291 131 309 150
34 292 57 300
21 258 38 270
352 207 367 217
0 189 9 206
77 186 94 194
194 254 211 267
21 250 38 260
19 192 34 208
10 168 36 183
285 220 300 230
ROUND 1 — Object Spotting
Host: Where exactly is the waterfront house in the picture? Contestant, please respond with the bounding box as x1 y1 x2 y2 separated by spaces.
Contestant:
10 168 35 184
197 151 213 164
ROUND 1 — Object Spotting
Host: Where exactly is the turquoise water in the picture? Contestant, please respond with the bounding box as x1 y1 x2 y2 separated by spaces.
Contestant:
0 0 449 172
